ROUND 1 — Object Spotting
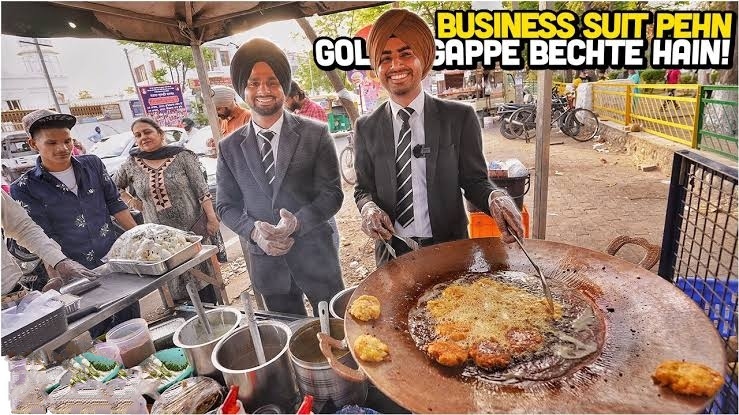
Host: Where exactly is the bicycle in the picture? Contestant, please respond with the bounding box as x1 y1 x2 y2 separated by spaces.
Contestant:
339 131 356 185
502 91 600 142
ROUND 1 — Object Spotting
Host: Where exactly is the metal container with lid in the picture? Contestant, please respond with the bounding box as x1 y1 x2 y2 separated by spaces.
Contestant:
172 307 240 381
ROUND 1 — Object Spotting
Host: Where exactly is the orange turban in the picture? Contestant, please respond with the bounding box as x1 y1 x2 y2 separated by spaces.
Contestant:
367 9 435 77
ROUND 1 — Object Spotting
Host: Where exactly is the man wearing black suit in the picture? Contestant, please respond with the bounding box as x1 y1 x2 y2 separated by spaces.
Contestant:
354 9 524 266
217 38 344 315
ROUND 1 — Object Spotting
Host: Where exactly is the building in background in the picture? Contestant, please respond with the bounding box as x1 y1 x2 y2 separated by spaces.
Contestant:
0 36 70 111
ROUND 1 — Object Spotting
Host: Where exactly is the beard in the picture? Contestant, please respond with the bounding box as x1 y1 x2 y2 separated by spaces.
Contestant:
287 100 301 112
217 108 231 119
251 98 284 116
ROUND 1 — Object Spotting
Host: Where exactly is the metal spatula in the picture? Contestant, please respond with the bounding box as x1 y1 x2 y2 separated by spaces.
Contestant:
510 233 555 313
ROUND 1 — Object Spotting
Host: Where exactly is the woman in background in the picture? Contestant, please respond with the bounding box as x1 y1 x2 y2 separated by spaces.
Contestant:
115 117 226 303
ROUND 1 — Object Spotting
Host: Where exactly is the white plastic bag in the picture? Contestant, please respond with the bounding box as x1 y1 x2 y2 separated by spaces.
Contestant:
504 158 529 178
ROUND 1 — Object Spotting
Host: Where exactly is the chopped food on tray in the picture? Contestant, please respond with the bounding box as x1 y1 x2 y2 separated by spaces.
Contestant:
354 334 389 362
105 224 192 263
652 360 724 397
349 295 381 322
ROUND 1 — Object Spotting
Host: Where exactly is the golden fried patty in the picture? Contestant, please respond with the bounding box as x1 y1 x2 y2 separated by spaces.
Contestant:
354 334 389 362
349 295 381 321
652 360 724 397
470 340 511 370
427 341 469 367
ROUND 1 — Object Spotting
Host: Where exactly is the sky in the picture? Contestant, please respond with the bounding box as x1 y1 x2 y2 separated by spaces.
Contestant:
6 19 310 98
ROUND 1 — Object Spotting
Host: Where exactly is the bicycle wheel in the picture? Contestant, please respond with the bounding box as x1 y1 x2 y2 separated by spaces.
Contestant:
500 113 521 140
563 108 600 142
509 107 537 140
339 145 357 185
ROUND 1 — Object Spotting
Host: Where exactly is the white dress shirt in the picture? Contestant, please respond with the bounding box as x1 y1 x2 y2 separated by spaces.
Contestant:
388 92 432 238
252 113 285 163
1 191 67 294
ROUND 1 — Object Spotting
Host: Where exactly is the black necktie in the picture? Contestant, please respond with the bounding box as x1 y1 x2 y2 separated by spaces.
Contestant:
395 107 415 228
257 130 275 185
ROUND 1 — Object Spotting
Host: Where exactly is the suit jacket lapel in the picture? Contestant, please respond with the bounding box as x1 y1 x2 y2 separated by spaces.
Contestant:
272 111 300 199
239 124 273 197
424 94 441 191
380 102 397 209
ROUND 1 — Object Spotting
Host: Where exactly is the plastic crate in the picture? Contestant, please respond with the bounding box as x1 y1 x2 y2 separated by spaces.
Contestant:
675 277 737 338
468 205 530 239
675 277 737 415
1 298 68 356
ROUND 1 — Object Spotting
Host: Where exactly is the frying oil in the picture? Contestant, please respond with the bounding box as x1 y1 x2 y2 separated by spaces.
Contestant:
408 270 605 385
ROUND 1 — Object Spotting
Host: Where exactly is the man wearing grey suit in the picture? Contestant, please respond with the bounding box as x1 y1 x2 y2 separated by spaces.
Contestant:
216 38 344 315
355 9 524 266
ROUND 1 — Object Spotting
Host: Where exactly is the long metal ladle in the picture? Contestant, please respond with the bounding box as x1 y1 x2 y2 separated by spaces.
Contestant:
241 291 267 365
186 281 213 337
510 233 555 313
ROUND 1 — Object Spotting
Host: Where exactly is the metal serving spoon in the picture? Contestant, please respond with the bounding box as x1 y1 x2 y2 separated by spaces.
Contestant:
510 232 555 313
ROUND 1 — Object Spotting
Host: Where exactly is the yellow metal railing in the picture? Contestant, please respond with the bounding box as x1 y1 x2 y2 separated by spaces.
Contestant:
593 83 700 148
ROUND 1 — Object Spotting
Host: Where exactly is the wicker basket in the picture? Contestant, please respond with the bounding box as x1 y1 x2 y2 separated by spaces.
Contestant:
1 298 68 356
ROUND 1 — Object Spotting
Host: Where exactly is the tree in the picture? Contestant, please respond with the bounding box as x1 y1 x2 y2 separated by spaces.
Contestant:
151 68 168 84
77 90 92 99
118 41 213 92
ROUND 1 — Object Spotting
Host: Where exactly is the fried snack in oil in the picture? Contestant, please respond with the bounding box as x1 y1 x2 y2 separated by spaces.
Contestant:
349 295 381 322
354 334 389 362
652 360 724 397
427 341 469 367
435 322 471 341
470 340 512 370
506 328 545 355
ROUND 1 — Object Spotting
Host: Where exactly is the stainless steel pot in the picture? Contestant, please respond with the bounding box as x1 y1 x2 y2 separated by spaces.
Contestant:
172 307 241 380
211 321 299 412
329 286 356 320
289 318 367 412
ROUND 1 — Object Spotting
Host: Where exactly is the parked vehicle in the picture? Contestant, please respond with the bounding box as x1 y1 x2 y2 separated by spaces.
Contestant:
89 127 187 175
184 127 217 199
1 131 36 183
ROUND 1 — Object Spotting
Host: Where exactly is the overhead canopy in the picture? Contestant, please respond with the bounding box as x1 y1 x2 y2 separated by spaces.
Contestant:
1 1 384 45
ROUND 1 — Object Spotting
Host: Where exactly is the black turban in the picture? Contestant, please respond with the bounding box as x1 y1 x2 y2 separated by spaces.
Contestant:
230 38 292 99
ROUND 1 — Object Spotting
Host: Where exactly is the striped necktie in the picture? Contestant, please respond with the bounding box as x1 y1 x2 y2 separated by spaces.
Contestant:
395 107 415 228
257 130 276 185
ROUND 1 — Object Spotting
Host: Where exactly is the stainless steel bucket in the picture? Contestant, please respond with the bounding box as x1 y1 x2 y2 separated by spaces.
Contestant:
172 307 241 380
289 318 368 412
211 321 299 412
329 286 357 320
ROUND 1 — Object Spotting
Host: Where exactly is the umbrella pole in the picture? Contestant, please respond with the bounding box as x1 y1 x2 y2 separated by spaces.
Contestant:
191 42 223 152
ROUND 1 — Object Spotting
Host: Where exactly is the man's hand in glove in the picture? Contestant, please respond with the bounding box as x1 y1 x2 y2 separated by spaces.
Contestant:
488 189 524 244
258 209 299 240
252 221 295 256
360 201 394 240
43 258 100 291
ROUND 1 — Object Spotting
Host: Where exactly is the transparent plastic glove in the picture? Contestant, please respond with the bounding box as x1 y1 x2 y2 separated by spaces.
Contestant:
54 258 100 282
360 201 394 241
258 209 298 240
251 222 294 256
488 189 524 244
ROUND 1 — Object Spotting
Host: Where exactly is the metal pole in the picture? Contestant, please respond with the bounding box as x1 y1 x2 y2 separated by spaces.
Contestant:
33 38 61 112
532 0 554 240
190 42 223 149
124 48 146 115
